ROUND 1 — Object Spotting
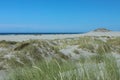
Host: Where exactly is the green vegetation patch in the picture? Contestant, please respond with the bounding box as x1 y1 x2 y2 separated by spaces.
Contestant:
0 40 17 48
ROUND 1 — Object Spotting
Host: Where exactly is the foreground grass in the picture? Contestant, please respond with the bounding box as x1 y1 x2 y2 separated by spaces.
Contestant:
6 54 120 80
7 60 76 80
0 37 120 80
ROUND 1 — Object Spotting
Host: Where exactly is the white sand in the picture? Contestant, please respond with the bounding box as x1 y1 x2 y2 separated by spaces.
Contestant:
84 31 120 37
0 32 119 41
0 70 6 80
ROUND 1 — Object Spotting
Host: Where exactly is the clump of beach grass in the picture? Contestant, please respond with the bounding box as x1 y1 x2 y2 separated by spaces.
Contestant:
0 40 16 48
74 49 80 54
7 54 120 80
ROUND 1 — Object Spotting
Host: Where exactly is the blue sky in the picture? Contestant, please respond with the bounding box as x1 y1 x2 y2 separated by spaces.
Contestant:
0 0 120 32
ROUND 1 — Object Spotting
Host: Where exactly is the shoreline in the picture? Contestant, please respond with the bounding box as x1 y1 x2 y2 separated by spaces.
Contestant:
0 32 120 42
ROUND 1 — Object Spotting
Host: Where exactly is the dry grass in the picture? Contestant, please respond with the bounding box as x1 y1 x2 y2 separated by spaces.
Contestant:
0 36 119 71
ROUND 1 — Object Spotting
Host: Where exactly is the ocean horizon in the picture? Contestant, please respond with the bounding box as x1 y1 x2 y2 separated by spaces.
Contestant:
0 32 84 35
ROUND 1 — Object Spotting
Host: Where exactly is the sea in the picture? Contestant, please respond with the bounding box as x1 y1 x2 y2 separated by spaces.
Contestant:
0 32 84 35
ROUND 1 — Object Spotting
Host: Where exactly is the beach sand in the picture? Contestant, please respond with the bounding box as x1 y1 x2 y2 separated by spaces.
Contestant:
0 32 120 41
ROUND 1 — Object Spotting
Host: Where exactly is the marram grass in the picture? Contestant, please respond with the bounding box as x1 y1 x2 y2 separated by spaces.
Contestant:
0 37 120 80
6 54 120 80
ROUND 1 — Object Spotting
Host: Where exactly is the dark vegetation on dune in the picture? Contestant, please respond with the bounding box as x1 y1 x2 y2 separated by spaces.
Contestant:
93 28 111 32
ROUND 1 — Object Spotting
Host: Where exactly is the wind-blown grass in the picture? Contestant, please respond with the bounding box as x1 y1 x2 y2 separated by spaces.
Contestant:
6 54 120 80
0 37 120 80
